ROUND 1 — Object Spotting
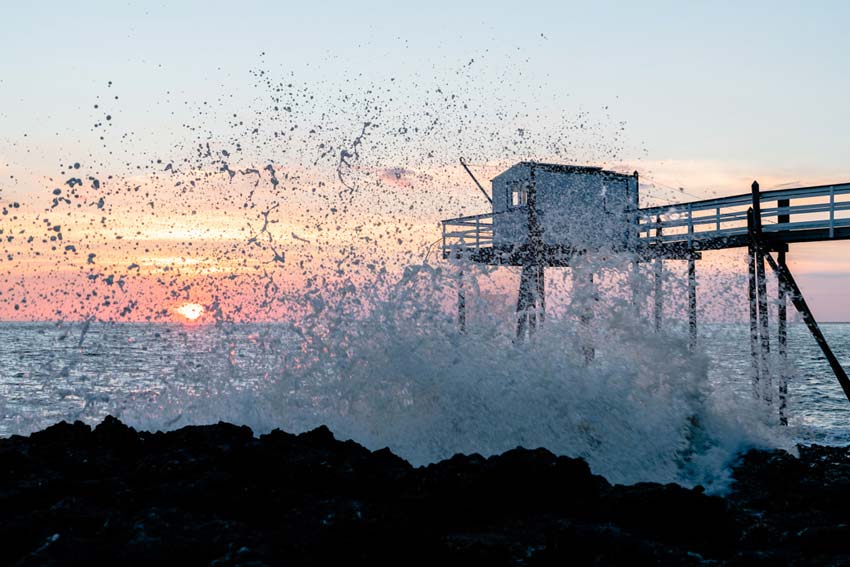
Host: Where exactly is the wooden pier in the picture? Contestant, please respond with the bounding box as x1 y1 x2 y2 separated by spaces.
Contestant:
442 163 850 421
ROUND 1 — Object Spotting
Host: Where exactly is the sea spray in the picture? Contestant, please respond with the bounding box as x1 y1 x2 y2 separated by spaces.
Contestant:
0 60 795 493
100 259 791 492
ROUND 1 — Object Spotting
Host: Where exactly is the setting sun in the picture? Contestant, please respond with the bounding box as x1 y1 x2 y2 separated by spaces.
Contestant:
174 303 205 321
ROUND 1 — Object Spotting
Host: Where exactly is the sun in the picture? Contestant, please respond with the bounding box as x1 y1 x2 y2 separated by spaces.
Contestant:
174 303 205 322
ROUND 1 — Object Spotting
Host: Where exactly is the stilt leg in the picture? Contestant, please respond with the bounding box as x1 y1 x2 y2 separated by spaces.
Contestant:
750 184 772 404
688 252 697 351
630 259 640 316
747 222 761 399
777 200 790 423
536 266 545 325
516 264 534 341
457 269 466 334
517 265 545 339
654 258 663 332
528 266 538 333
654 217 663 332
778 250 788 425
756 245 771 404
580 272 596 365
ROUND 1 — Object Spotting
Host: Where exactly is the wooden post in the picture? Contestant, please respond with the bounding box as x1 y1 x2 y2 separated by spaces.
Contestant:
747 208 761 399
631 259 640 316
777 199 790 425
688 252 697 351
687 208 697 350
536 265 545 325
752 181 771 403
516 264 533 340
777 249 788 425
581 272 595 365
654 216 663 332
515 163 544 340
457 269 466 334
765 253 850 405
630 172 641 317
777 198 790 228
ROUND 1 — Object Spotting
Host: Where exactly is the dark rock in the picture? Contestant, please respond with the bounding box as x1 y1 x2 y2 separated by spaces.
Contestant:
602 482 735 556
730 449 805 511
92 415 138 448
29 420 91 447
297 424 336 446
2 416 850 565
795 523 850 553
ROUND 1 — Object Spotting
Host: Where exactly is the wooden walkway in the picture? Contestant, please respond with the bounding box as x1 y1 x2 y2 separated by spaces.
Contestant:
442 181 850 262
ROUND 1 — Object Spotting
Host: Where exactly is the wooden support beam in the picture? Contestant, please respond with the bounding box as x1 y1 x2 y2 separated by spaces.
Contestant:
515 163 544 340
580 272 595 365
516 264 544 340
688 252 697 351
777 199 790 425
536 265 545 325
747 209 761 399
654 216 663 332
752 182 772 403
516 264 534 340
457 269 466 334
687 208 697 350
765 252 850 405
630 259 640 316
777 250 788 425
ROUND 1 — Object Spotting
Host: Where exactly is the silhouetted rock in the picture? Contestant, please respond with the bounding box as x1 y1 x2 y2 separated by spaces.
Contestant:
1 417 849 565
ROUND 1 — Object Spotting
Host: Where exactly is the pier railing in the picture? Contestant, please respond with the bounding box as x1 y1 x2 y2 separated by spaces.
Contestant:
637 182 850 246
442 182 850 256
442 212 495 256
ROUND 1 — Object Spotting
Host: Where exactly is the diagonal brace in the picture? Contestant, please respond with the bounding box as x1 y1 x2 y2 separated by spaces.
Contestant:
765 253 850 404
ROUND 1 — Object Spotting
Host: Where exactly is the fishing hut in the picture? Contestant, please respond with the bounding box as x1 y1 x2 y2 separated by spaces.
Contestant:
443 160 850 423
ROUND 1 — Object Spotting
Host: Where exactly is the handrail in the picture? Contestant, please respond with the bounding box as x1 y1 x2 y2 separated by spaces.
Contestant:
442 212 495 256
637 182 850 216
634 182 850 246
441 181 850 256
443 212 497 223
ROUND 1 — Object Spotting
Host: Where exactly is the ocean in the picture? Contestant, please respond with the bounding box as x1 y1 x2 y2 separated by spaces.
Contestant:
1 318 848 491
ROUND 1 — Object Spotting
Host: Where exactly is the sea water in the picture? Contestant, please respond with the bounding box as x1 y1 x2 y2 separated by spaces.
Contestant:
2 312 847 491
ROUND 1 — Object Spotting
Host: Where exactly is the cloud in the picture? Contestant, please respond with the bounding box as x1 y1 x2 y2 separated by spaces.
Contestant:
380 167 417 187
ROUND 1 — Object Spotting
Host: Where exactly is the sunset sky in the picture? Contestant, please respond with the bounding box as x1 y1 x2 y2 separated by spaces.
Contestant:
1 1 850 321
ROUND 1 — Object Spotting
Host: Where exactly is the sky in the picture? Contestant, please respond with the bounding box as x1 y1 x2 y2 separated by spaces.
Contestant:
1 0 850 321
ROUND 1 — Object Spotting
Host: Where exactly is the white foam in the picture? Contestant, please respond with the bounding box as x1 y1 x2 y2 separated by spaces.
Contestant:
108 260 791 493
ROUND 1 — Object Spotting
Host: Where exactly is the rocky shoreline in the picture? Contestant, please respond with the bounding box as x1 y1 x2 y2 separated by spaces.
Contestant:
1 417 848 566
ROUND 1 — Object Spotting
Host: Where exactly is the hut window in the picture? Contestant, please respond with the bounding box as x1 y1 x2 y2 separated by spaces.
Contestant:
510 183 528 208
